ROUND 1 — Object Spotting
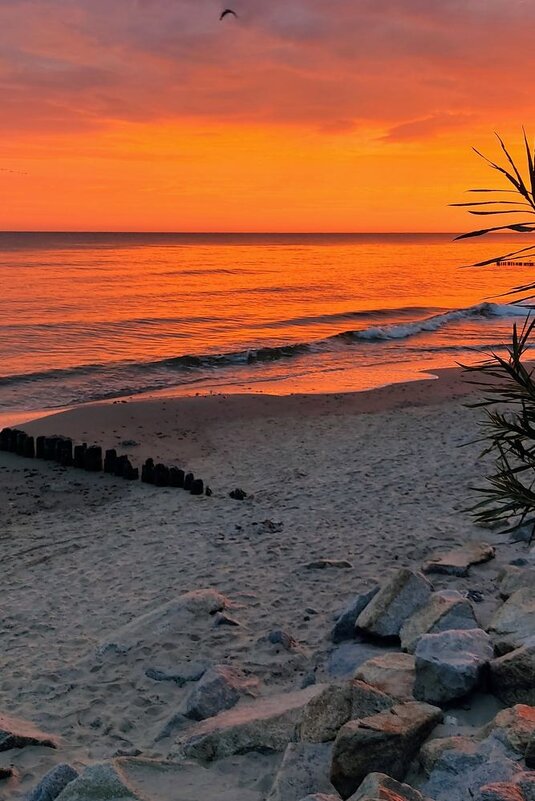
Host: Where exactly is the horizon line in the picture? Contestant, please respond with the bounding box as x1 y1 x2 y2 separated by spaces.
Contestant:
0 230 461 235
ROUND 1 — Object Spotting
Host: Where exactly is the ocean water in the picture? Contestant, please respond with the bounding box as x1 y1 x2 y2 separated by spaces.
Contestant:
0 232 533 422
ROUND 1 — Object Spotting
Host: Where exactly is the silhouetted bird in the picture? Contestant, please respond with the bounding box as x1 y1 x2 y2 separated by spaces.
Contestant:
220 8 237 20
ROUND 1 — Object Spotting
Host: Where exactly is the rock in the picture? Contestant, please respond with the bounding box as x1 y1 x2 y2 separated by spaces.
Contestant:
54 762 140 800
298 796 341 801
418 735 476 776
354 653 415 702
348 772 426 800
350 680 395 719
182 664 259 721
326 642 389 679
0 713 58 751
356 569 433 640
305 560 353 570
490 637 535 705
516 772 535 800
423 542 495 577
330 701 442 799
525 734 535 768
0 766 13 779
485 705 535 754
414 628 493 704
331 587 379 644
98 589 228 654
229 487 247 500
179 683 350 760
499 567 535 600
266 742 337 801
489 588 535 653
422 735 522 801
478 784 525 801
28 764 79 801
299 685 353 743
213 612 241 627
145 661 209 685
400 590 478 653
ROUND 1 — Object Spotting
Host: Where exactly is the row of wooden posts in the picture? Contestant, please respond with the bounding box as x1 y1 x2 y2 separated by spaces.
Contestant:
0 427 209 496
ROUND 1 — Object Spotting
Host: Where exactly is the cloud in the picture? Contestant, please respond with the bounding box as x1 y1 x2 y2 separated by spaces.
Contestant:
1 0 534 137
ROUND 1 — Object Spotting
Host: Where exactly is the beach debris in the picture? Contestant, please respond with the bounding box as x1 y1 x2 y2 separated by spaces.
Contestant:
356 568 433 640
414 628 493 705
305 559 353 570
399 590 478 654
423 542 495 577
266 742 336 801
354 652 416 702
0 713 58 751
489 587 535 653
268 629 299 651
349 772 426 801
212 611 241 627
490 639 535 706
190 478 204 495
182 664 259 721
145 661 209 686
229 487 247 500
98 588 228 655
27 763 79 801
179 683 350 761
330 701 442 799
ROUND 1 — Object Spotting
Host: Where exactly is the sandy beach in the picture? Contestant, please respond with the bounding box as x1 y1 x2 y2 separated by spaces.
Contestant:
0 367 525 798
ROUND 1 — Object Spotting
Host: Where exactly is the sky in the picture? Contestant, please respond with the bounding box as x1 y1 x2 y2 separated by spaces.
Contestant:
1 0 534 231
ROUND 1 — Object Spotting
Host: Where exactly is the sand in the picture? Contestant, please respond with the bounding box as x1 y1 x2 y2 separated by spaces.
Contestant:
0 368 522 798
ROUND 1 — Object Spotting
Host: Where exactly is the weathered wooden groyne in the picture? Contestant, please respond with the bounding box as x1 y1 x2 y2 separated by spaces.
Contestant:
0 427 210 496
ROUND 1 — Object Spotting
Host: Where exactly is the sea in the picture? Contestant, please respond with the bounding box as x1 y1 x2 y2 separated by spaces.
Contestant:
0 232 533 425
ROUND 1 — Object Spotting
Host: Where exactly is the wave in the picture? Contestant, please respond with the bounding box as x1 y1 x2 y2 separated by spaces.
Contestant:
0 302 530 391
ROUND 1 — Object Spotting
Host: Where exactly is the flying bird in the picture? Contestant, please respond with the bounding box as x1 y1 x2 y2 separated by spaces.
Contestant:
220 8 237 20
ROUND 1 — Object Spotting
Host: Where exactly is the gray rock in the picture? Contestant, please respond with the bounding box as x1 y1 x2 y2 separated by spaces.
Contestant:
484 705 535 754
354 653 415 702
423 542 495 577
478 783 525 801
0 713 58 751
330 700 442 799
268 630 299 651
28 765 79 801
490 637 535 706
179 684 351 761
266 742 337 801
305 560 353 570
348 772 426 800
326 642 389 680
331 587 379 644
55 763 141 800
400 590 478 654
183 664 259 721
489 588 535 653
145 661 209 686
499 567 535 600
298 795 340 801
515 772 535 801
98 589 228 655
422 735 522 801
414 629 494 704
350 680 395 719
356 569 433 640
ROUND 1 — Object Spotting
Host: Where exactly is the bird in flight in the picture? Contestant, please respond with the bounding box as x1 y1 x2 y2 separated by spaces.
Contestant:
220 8 237 20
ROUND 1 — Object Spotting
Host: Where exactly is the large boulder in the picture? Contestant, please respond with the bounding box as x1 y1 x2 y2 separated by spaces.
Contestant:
98 589 228 655
266 742 337 801
354 653 415 702
490 638 535 706
182 665 259 721
350 680 395 719
55 763 141 800
330 701 442 799
485 705 535 754
356 570 433 640
489 588 535 654
414 629 493 704
499 567 535 600
28 765 79 801
331 588 379 644
422 735 522 801
400 591 478 653
347 772 426 800
423 542 495 577
179 684 351 761
0 713 58 751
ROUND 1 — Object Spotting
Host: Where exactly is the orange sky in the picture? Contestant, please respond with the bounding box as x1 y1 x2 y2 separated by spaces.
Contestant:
1 0 534 232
